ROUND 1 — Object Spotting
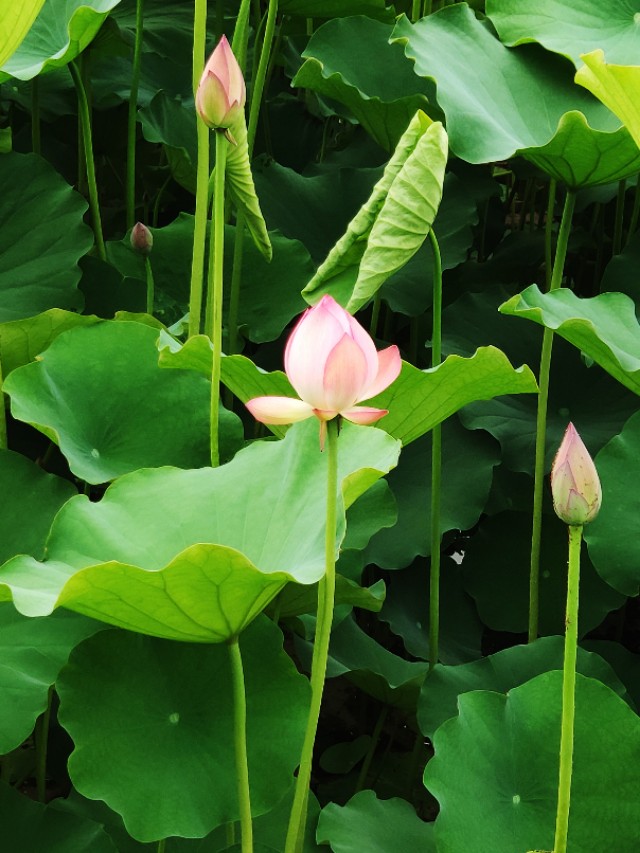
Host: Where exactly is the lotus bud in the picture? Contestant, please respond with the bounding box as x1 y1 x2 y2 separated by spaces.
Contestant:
130 222 153 256
551 423 601 526
195 35 246 132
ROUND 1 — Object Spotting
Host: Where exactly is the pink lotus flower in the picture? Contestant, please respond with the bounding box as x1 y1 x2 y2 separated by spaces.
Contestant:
195 35 246 131
551 422 602 526
246 295 401 443
130 222 153 256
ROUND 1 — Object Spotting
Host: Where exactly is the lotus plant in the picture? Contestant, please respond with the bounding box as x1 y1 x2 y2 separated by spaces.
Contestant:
550 423 601 853
246 296 400 852
196 34 246 142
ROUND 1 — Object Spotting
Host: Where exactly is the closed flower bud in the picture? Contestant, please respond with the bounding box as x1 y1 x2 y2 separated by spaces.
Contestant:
195 35 246 131
130 222 153 256
551 423 602 526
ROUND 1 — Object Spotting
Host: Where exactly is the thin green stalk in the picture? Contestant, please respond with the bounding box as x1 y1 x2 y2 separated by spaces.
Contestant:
228 636 253 853
528 190 576 643
411 0 422 21
187 0 211 338
612 178 626 255
144 256 155 315
35 686 53 802
76 52 88 196
285 418 339 853
31 77 41 154
227 210 245 357
247 0 278 156
422 0 433 14
69 60 106 261
226 824 236 846
553 524 583 853
210 132 228 467
126 0 145 230
626 180 640 246
544 179 557 290
157 840 166 853
428 228 442 671
354 705 388 794
369 293 381 338
152 172 171 228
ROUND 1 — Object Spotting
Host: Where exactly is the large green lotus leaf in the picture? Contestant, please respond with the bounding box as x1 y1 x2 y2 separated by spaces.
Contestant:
576 50 640 150
500 284 640 395
110 0 193 59
347 120 447 312
0 0 46 67
585 411 640 595
424 672 640 852
0 152 91 321
369 347 538 445
57 618 310 841
4 321 244 483
0 782 116 852
418 635 629 740
293 17 436 151
487 0 640 67
0 604 103 753
0 0 122 82
342 478 396 552
302 110 437 306
280 0 393 18
600 229 640 305
108 217 310 343
317 790 436 852
379 558 483 666
0 419 401 640
0 310 101 377
321 614 428 711
392 6 640 185
367 418 499 568
0 450 75 563
253 160 380 263
461 511 624 636
58 786 323 853
448 287 638 473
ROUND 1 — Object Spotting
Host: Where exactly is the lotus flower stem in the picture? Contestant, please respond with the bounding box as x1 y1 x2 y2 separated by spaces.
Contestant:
228 635 254 852
528 189 575 643
210 131 228 467
34 685 53 802
285 418 339 853
145 257 155 315
354 704 388 794
69 59 106 262
626 180 640 246
247 0 278 156
428 228 442 671
187 0 211 338
613 178 626 255
553 523 583 853
31 77 40 155
156 840 165 853
125 0 144 231
227 210 246 360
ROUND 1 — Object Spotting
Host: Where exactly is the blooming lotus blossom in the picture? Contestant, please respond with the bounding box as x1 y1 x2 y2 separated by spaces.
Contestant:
195 35 246 132
551 422 602 526
246 295 401 444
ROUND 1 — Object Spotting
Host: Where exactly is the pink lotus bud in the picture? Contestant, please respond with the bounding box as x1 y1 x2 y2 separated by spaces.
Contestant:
195 35 246 130
551 423 602 526
130 222 153 255
246 295 402 440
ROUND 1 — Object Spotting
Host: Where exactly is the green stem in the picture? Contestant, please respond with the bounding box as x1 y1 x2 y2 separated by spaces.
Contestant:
411 0 422 21
210 132 228 467
157 840 166 853
126 0 145 230
228 636 253 853
369 293 381 338
247 0 278 157
144 256 155 315
187 0 211 338
354 705 388 794
227 210 245 358
428 229 442 671
613 178 626 255
69 60 106 261
285 418 339 853
528 190 575 643
35 686 53 803
152 172 171 228
553 524 583 853
544 179 557 290
31 77 41 155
